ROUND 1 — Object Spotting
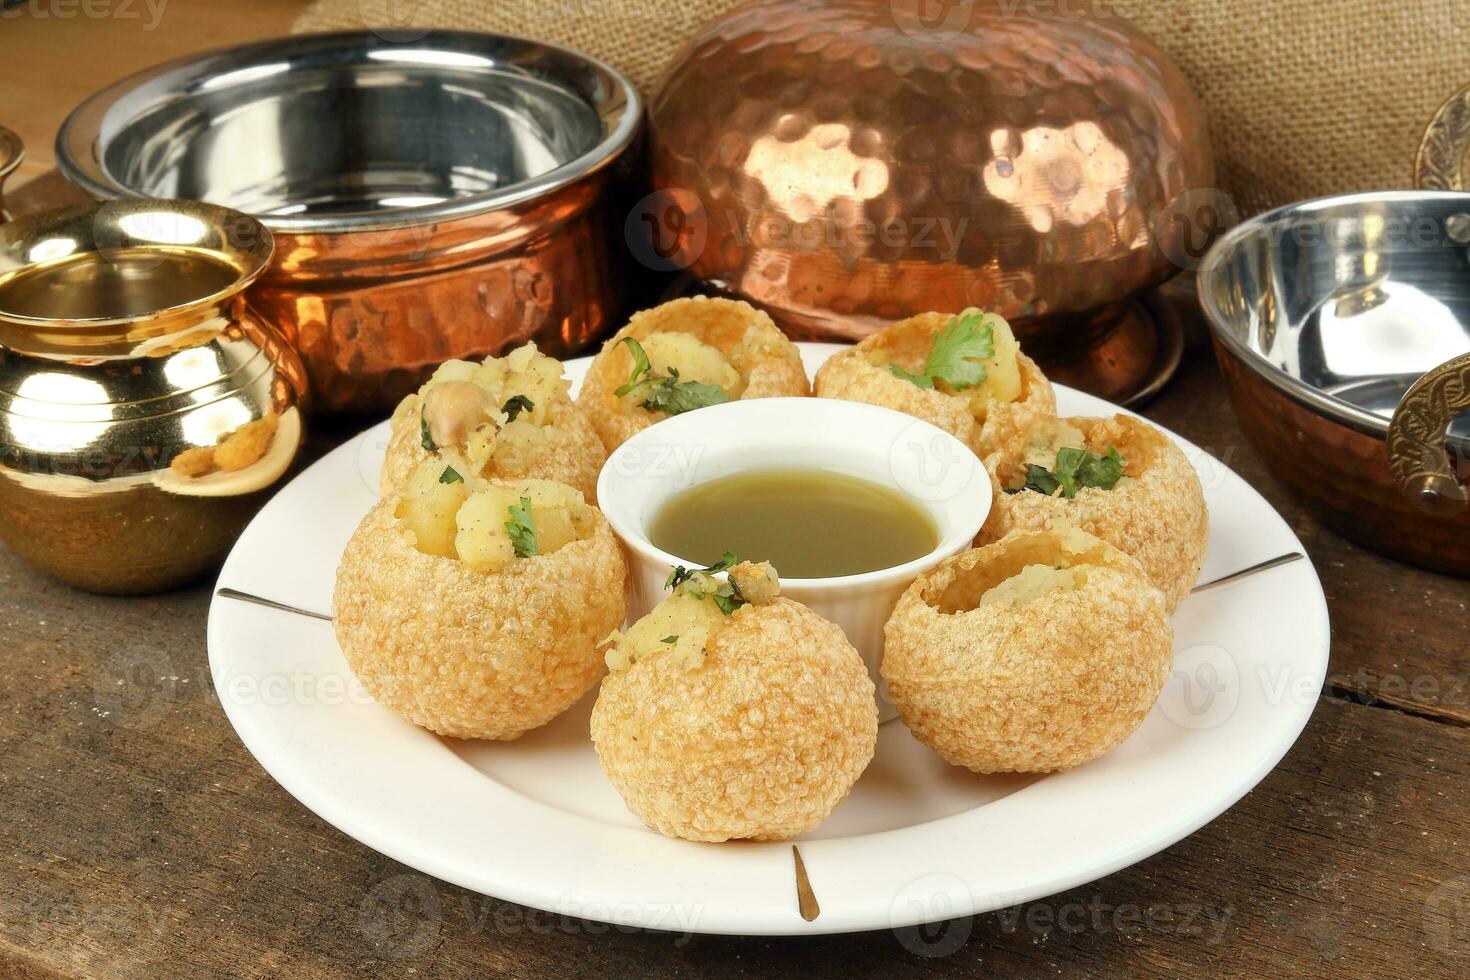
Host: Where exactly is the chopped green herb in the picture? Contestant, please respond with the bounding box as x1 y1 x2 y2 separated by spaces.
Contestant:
666 551 746 615
502 394 534 422
505 496 537 558
888 308 998 391
420 408 436 450
1017 445 1127 498
615 337 730 415
666 551 738 591
438 465 463 484
660 635 679 644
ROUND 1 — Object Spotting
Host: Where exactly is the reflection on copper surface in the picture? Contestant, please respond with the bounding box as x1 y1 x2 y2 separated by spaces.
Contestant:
984 123 1132 233
651 0 1213 358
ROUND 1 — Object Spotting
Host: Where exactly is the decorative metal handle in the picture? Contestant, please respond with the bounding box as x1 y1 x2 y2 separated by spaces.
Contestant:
1416 82 1470 190
1387 352 1470 518
0 126 22 224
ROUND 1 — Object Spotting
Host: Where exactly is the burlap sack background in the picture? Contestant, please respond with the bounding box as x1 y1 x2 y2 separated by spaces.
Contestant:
295 0 1470 217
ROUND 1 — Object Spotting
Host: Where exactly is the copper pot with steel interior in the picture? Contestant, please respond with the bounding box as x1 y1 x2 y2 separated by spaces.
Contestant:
647 0 1212 403
1199 191 1470 575
56 31 642 415
0 196 308 594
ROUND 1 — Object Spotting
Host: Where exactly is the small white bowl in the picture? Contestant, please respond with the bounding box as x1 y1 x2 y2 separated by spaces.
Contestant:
596 397 991 720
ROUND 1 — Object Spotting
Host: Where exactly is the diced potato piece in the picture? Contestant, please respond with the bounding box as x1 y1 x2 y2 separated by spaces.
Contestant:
640 332 744 396
484 416 547 479
729 560 780 605
395 459 470 558
961 314 1023 414
1020 418 1087 470
450 478 592 570
453 486 521 570
605 591 730 672
978 563 1090 607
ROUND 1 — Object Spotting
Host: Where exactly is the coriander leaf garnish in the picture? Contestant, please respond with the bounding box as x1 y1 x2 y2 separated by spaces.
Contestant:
502 394 534 422
505 496 537 558
661 635 679 644
438 465 463 484
1018 445 1127 498
665 551 737 591
888 308 997 391
666 551 746 615
420 408 436 450
614 337 730 416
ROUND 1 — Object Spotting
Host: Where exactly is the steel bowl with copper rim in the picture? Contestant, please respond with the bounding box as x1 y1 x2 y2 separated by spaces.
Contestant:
1199 190 1470 576
645 0 1212 402
55 30 641 414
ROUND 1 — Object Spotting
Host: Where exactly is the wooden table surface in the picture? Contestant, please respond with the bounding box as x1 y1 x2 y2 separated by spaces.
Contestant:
3 6 1470 979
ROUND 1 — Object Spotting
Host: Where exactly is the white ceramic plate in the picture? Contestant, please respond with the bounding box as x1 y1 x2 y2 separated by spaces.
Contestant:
207 343 1329 937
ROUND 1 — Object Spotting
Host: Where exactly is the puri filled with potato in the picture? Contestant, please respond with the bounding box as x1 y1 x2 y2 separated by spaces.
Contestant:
979 413 1208 611
882 524 1173 774
814 308 1056 461
381 342 606 501
577 296 810 452
592 557 878 842
334 457 627 740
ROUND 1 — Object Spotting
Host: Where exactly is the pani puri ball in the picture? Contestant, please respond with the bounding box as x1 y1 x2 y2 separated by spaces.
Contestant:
979 414 1208 611
578 296 810 452
813 309 1055 460
883 526 1172 773
334 460 627 740
380 342 605 501
592 561 877 842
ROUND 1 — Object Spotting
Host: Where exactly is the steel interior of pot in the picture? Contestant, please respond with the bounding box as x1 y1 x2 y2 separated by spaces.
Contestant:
1201 190 1470 451
59 32 630 232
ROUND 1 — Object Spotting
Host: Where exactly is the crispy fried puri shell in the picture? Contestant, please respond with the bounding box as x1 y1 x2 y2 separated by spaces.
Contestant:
578 296 811 452
591 599 877 842
979 414 1208 611
883 528 1173 773
333 497 627 740
379 395 606 501
812 312 1056 459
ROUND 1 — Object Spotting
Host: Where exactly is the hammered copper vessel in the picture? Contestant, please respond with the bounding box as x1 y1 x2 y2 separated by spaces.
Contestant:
0 199 308 593
56 31 641 414
648 0 1211 390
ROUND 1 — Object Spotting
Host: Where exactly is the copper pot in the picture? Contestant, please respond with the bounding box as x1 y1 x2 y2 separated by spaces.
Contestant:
647 0 1212 359
56 31 642 414
1200 191 1470 576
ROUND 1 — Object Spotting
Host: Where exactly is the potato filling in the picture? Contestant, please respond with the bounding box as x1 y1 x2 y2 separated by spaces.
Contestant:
869 309 1023 419
394 458 594 570
639 332 746 398
389 343 572 478
604 559 779 672
978 563 1091 607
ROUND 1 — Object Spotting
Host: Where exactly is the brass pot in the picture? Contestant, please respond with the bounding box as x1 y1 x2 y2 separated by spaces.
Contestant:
55 31 642 415
0 198 308 594
647 1 1212 361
